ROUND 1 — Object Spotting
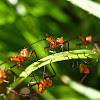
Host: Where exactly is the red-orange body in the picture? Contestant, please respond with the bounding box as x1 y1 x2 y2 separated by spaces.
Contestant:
0 45 39 71
0 69 6 84
10 55 27 64
72 61 90 83
0 48 30 74
93 48 98 51
10 48 28 63
79 36 92 45
12 76 53 96
37 78 53 93
46 34 63 48
79 63 90 74
11 60 55 96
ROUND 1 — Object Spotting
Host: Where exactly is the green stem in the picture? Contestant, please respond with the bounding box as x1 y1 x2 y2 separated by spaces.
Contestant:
7 50 99 93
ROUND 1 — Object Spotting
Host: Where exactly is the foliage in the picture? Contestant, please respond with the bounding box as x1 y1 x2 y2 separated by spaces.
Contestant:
0 0 100 100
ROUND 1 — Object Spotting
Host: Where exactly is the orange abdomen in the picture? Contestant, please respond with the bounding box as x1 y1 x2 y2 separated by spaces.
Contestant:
38 79 45 93
79 36 86 43
79 64 89 74
10 55 21 62
10 56 27 62
93 48 98 51
38 78 53 93
0 69 5 84
45 78 53 87
46 37 55 43
84 68 90 74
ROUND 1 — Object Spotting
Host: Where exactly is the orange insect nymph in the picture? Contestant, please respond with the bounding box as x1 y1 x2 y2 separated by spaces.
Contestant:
27 34 69 56
76 34 92 48
45 34 69 56
79 63 90 74
38 78 53 93
0 68 21 91
0 69 11 90
46 34 64 48
0 69 6 84
72 56 92 83
11 77 53 96
46 34 63 48
0 45 38 74
11 60 56 96
10 48 28 63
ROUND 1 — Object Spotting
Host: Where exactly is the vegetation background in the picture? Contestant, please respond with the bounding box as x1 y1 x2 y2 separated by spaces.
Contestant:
0 0 100 100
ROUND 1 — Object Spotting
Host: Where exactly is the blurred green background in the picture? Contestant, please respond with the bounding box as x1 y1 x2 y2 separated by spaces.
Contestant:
0 0 100 100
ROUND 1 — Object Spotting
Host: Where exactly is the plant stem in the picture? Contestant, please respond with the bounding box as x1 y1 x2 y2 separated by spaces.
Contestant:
7 50 99 93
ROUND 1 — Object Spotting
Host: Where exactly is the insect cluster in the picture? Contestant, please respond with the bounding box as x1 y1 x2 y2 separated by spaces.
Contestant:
0 34 98 97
